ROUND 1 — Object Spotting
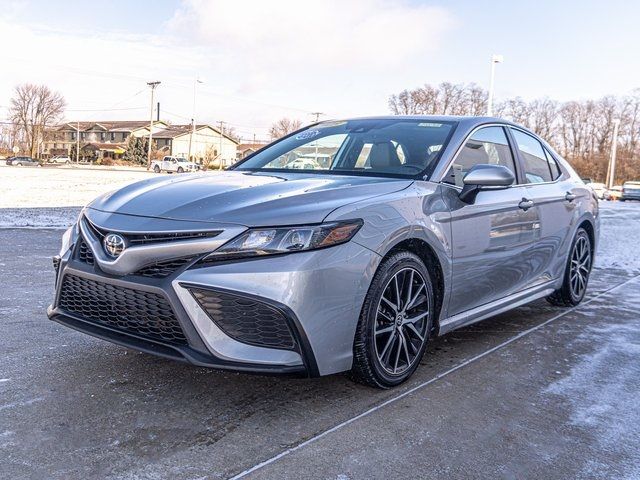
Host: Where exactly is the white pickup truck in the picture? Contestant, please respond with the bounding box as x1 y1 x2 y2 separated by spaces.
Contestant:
151 156 200 173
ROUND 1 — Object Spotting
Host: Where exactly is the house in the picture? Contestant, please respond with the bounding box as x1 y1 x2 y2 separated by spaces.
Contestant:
236 142 269 160
43 120 168 160
153 124 239 166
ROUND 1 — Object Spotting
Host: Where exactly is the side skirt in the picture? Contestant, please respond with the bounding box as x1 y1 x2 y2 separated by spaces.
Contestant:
437 280 557 335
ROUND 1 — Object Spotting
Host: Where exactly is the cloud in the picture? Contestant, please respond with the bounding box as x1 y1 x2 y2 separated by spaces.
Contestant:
167 0 454 88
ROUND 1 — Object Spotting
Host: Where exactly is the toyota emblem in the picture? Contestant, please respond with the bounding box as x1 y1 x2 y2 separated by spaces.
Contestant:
103 233 126 258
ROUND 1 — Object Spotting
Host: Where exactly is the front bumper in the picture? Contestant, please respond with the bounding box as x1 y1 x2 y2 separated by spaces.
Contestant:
49 233 378 377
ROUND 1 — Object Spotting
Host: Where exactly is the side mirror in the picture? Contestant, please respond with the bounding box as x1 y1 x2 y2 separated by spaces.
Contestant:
459 164 515 203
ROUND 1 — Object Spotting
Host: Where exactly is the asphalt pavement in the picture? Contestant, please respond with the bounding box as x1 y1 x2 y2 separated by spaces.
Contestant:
1 204 639 480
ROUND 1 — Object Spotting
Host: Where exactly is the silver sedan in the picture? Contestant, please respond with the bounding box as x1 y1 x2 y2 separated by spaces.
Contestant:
49 116 598 388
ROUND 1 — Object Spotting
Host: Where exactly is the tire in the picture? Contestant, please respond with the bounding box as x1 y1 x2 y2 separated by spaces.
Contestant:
177 167 184 173
153 165 161 173
546 228 592 307
351 251 434 388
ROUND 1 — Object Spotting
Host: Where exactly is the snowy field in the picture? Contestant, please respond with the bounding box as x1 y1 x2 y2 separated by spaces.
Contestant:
0 164 220 228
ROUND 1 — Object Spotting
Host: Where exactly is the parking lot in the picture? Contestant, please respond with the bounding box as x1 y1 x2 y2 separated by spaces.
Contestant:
1 167 639 479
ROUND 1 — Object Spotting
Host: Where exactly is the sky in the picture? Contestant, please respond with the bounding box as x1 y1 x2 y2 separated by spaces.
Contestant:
1 0 639 141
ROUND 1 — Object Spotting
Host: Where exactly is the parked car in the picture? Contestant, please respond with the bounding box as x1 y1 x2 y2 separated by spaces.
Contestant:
49 116 598 388
621 181 640 201
150 156 199 173
585 182 607 199
604 185 623 201
6 156 39 166
47 155 71 164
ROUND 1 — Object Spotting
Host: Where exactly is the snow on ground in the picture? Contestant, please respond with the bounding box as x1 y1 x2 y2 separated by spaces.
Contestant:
0 163 152 209
596 202 640 272
545 281 640 479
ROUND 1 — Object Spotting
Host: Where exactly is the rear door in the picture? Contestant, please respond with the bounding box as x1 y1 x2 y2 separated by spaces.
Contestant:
509 128 577 283
443 125 541 316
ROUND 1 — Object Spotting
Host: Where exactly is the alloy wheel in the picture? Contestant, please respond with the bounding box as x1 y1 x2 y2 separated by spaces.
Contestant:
374 267 430 375
569 235 591 299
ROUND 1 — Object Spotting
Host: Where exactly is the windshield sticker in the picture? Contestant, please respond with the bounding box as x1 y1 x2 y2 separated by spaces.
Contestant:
317 121 347 128
418 122 443 128
295 130 321 140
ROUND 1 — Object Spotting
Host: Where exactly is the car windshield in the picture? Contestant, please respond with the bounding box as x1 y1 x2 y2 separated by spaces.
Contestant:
233 119 457 178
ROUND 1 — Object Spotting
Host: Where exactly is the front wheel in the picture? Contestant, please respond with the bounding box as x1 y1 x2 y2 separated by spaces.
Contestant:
177 167 184 173
153 165 161 173
351 251 434 388
547 228 592 307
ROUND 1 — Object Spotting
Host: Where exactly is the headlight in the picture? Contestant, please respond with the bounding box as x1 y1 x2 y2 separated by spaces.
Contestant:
205 220 363 261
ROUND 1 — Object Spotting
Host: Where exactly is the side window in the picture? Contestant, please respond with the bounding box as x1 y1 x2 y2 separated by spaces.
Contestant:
511 129 553 183
443 126 516 187
544 148 562 180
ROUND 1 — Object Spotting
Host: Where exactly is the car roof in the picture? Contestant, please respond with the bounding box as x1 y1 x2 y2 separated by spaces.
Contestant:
320 115 521 129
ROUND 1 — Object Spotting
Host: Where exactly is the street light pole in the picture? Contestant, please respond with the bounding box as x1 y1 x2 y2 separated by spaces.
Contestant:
188 77 204 162
146 81 161 168
218 120 225 170
607 119 620 189
487 54 503 116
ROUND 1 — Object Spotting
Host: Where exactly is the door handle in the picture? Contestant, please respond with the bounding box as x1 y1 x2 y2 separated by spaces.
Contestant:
565 192 577 202
518 198 534 211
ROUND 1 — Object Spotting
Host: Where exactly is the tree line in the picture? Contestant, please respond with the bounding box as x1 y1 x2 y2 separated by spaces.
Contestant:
389 82 640 184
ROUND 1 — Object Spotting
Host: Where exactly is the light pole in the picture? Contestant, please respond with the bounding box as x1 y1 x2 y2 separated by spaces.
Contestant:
487 54 503 116
218 120 225 170
188 76 204 162
146 81 161 168
606 119 620 188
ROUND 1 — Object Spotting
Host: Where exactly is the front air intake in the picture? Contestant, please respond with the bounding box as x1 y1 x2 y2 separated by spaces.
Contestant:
189 288 296 350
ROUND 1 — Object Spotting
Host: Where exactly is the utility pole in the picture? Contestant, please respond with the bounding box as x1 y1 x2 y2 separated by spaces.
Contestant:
146 81 161 168
607 119 620 189
76 121 80 163
218 120 225 170
487 54 503 116
311 112 324 123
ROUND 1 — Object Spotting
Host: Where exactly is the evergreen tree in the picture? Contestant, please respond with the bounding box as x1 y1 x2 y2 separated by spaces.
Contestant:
123 135 148 165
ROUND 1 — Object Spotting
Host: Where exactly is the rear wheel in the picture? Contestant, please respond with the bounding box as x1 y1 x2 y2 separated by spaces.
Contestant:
547 228 592 307
351 251 433 388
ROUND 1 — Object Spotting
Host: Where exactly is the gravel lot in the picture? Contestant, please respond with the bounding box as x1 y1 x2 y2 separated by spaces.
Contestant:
1 167 639 479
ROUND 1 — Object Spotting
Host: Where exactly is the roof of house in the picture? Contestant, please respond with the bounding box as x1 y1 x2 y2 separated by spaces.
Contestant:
154 124 239 144
237 143 269 152
55 121 168 132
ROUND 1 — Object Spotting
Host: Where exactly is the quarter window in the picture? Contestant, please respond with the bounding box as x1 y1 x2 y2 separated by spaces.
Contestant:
443 126 516 187
544 148 562 180
511 129 553 183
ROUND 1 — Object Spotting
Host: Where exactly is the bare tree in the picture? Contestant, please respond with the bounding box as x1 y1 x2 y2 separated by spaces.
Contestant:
388 82 487 116
269 118 303 140
9 83 66 158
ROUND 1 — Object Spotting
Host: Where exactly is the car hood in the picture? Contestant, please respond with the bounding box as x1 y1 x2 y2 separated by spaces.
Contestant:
87 171 413 226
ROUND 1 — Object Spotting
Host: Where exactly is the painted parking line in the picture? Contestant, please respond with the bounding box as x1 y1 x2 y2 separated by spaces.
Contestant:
228 274 640 480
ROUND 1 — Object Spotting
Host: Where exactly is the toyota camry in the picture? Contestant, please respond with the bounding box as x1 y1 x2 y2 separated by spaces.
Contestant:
49 116 598 388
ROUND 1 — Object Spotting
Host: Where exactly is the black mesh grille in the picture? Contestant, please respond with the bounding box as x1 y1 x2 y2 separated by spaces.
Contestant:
134 257 195 278
78 240 94 265
190 288 296 350
58 274 187 345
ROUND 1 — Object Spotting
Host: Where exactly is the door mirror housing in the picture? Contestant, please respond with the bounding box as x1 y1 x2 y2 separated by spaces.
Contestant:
459 164 515 203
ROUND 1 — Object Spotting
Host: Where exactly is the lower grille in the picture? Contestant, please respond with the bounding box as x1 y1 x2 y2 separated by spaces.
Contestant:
78 240 94 265
58 274 187 345
189 288 296 350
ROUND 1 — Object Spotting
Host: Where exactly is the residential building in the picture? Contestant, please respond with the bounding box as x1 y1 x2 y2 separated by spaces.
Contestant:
44 121 168 160
153 124 239 166
236 142 269 160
